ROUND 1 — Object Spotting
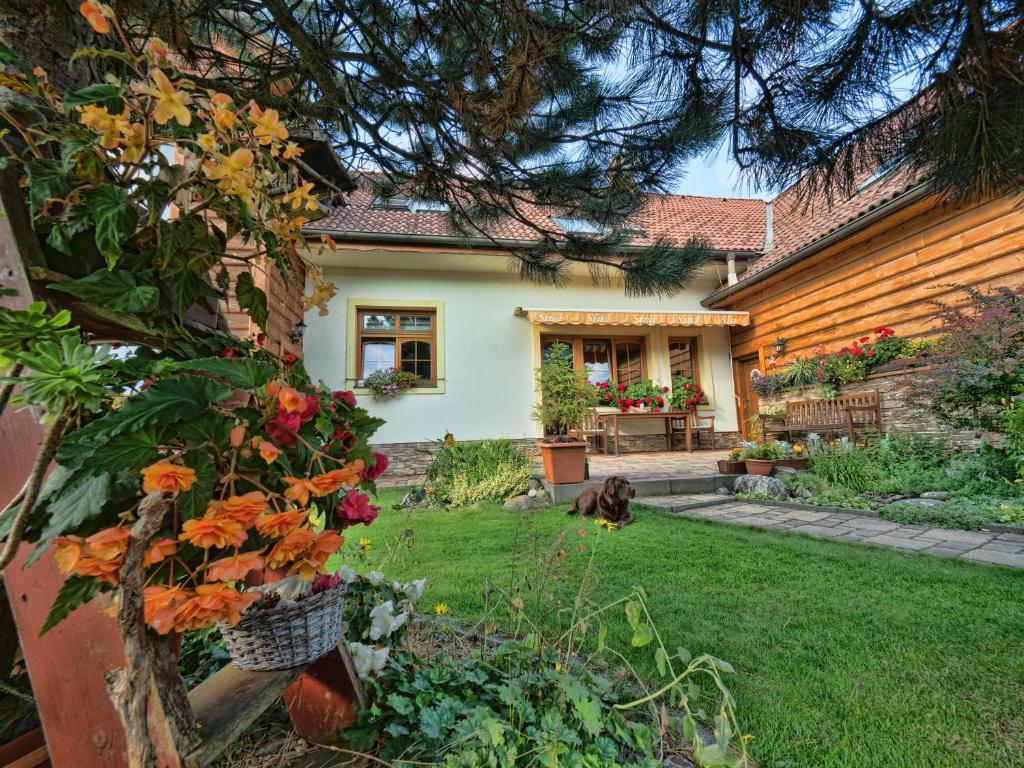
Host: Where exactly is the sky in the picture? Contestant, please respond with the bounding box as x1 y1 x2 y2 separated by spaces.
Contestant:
674 140 758 200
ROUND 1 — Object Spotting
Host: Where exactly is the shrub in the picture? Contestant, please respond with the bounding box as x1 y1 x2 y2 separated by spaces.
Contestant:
781 357 818 389
911 284 1024 432
880 496 1024 530
807 439 881 492
532 342 596 435
879 431 953 471
425 438 533 505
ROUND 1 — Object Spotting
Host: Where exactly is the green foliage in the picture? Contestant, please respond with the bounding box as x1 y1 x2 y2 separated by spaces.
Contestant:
0 301 73 360
807 441 881 493
61 83 124 114
740 441 790 461
532 343 596 436
425 438 533 505
6 336 117 416
783 477 872 509
234 272 268 331
781 357 817 389
49 270 159 314
86 185 139 268
167 357 278 389
881 498 993 531
178 627 231 688
40 575 111 635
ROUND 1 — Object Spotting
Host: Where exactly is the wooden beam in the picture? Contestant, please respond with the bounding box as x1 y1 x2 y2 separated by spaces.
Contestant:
184 663 306 768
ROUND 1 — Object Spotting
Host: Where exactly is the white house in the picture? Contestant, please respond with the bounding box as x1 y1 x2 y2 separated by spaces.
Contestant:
300 179 765 475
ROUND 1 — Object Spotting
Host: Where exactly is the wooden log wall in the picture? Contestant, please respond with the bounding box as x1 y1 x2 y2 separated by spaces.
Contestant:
710 194 1024 364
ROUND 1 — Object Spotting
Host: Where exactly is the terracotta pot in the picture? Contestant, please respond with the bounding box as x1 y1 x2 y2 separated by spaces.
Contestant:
717 459 747 474
744 459 775 476
774 458 810 470
540 440 587 484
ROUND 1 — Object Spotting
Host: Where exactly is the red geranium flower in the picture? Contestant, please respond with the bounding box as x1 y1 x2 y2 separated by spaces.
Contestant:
617 384 626 392
281 351 298 366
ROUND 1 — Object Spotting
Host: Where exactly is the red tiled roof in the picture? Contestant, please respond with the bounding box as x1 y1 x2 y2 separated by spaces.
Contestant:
737 165 925 283
309 177 766 252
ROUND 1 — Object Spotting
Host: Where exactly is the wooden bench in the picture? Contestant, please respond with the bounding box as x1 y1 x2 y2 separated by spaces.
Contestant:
759 390 882 442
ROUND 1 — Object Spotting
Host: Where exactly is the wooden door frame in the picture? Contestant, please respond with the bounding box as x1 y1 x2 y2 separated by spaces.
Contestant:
733 355 760 440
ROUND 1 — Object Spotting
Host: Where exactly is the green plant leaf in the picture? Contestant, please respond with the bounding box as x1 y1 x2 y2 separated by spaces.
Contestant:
386 693 414 716
570 694 603 737
655 646 669 677
676 646 692 665
177 451 217 520
87 185 138 268
62 83 124 114
168 357 277 389
49 270 159 313
38 472 112 542
64 376 233 446
26 159 70 217
40 575 110 635
58 426 168 472
630 622 654 648
235 271 268 331
624 599 642 629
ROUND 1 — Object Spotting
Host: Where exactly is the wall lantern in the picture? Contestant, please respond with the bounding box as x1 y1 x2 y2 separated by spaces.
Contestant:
773 337 788 356
289 319 307 344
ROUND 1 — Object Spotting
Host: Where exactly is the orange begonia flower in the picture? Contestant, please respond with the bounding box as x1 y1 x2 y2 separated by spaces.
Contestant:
277 386 305 414
85 526 131 561
141 460 197 494
172 583 260 631
282 476 317 507
250 103 289 144
309 461 365 497
266 529 316 570
79 1 110 34
179 513 246 549
143 538 177 566
255 510 307 539
53 532 125 584
218 492 268 526
206 551 264 582
139 69 193 126
230 424 246 447
258 441 281 464
287 530 344 580
144 585 189 634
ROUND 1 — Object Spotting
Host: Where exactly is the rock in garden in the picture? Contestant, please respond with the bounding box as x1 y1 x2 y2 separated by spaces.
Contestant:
527 488 538 497
772 466 799 480
716 486 733 496
734 474 790 500
400 489 430 508
920 491 950 500
534 490 551 505
527 477 544 492
503 494 536 511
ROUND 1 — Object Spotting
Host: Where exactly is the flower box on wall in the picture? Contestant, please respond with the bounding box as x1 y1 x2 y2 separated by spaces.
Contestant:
717 459 747 474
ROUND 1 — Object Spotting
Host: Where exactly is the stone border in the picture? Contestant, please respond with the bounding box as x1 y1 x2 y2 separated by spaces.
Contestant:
733 496 881 517
980 521 1024 535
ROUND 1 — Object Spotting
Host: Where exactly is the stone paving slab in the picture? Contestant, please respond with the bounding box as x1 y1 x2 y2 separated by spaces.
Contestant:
639 495 1024 569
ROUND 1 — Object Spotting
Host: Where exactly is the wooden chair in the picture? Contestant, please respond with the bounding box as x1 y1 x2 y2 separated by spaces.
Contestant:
573 408 609 454
669 410 716 451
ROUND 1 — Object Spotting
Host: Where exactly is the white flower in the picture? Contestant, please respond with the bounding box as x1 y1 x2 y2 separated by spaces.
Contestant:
403 578 426 602
349 642 390 677
367 571 385 586
368 600 409 641
337 565 357 584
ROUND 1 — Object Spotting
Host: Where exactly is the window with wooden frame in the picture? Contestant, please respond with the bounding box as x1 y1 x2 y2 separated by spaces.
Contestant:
540 335 646 387
668 337 699 383
356 308 436 385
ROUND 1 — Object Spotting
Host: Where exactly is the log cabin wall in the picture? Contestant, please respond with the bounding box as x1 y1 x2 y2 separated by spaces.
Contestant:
708 193 1024 367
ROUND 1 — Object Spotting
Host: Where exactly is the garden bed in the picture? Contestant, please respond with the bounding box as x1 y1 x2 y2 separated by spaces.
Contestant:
735 495 882 518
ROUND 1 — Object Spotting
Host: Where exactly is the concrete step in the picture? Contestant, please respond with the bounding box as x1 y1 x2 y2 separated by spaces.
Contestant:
545 473 739 504
635 494 732 513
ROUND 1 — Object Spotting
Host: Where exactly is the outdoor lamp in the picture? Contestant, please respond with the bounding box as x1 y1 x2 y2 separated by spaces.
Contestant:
289 319 307 344
773 337 788 355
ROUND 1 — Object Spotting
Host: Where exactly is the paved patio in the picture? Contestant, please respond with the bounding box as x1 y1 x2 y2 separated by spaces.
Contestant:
640 495 1024 569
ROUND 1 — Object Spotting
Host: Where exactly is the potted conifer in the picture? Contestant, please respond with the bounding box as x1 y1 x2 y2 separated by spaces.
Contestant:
532 343 597 483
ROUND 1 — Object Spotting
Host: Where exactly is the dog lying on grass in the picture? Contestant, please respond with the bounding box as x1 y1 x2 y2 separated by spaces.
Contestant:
569 476 636 527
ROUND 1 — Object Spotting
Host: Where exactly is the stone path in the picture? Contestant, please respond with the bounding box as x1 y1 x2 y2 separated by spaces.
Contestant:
640 495 1024 569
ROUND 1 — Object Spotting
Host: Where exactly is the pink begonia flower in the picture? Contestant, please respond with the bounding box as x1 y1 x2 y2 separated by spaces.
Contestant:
332 390 357 407
336 489 380 529
359 452 389 482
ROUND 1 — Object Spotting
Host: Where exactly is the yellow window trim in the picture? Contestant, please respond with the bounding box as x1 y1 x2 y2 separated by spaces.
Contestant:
346 298 445 395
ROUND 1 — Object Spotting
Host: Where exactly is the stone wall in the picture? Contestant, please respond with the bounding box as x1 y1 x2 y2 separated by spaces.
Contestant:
757 365 977 446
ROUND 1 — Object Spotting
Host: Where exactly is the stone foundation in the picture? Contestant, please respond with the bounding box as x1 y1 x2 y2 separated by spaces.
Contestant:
374 430 744 480
757 366 977 447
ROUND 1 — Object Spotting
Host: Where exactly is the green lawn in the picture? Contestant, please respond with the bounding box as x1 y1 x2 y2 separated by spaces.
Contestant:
359 489 1024 768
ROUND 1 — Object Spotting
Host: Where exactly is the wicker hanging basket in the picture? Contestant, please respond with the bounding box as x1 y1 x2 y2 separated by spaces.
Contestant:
218 583 347 670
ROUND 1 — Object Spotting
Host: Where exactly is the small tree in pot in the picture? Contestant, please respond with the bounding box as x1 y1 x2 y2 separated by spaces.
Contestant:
532 343 597 483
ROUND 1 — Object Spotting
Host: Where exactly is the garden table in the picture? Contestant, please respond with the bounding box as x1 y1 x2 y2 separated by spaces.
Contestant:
595 410 692 456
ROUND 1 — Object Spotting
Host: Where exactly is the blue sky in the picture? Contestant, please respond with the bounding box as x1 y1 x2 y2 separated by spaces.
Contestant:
674 140 758 199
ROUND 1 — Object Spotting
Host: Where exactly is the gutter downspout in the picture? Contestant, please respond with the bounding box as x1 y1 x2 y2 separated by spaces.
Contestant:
701 184 931 307
726 251 738 285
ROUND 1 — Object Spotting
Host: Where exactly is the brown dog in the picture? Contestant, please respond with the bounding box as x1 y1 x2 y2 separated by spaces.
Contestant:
569 476 636 526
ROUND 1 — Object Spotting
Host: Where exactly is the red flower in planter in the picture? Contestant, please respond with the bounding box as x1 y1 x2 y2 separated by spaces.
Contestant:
662 386 670 392
867 350 876 357
336 489 380 528
359 451 389 481
859 336 870 343
266 408 301 445
281 351 298 366
332 390 357 407
617 384 626 392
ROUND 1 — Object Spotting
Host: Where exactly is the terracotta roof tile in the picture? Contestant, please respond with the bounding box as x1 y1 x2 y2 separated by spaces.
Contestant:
309 176 766 252
738 165 925 283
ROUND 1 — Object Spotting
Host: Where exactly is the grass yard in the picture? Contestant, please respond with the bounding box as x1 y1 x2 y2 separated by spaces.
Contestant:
358 488 1024 768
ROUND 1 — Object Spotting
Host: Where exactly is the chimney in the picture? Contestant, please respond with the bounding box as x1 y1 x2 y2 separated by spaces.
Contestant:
763 200 774 253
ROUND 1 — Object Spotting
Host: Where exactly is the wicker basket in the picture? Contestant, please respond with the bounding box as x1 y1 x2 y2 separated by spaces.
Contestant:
218 584 347 671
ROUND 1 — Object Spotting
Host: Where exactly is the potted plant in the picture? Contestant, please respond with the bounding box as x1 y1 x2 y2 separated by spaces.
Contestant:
669 377 705 413
365 367 420 399
718 446 746 474
620 380 669 413
740 442 786 475
533 343 597 483
775 442 810 470
591 380 621 413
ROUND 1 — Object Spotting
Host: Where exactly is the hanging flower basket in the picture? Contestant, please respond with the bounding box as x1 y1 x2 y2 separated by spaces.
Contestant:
218 583 347 670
